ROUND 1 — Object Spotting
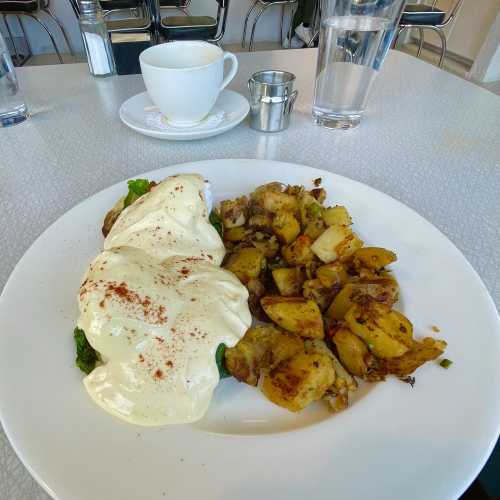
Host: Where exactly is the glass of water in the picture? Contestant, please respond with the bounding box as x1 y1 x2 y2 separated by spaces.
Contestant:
313 0 406 129
0 33 29 128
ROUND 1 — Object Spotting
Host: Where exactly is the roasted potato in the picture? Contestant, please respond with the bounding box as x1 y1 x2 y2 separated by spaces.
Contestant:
223 226 248 242
251 233 280 258
282 235 314 265
220 196 248 228
272 267 305 296
302 279 335 311
225 325 303 386
303 219 326 240
305 339 357 412
330 325 371 377
353 247 397 272
316 262 349 288
248 213 273 230
299 193 323 227
261 351 335 412
272 211 301 244
311 225 363 263
224 247 265 283
345 302 413 359
262 190 298 213
326 277 399 320
381 337 447 377
261 296 324 339
323 206 352 227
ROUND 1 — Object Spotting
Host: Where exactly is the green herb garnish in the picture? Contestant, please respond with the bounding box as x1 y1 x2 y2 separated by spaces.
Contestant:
216 343 231 379
124 179 152 208
439 358 453 369
209 210 223 238
307 203 323 218
74 327 98 374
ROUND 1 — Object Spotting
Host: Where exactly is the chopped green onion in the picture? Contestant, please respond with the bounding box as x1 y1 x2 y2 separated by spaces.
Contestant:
439 358 453 369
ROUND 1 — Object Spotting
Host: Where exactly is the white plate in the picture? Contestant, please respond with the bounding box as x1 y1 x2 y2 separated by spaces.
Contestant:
119 90 249 141
1 160 499 500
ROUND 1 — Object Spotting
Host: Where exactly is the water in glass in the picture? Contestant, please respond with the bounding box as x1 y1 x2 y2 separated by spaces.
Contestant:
312 0 406 129
0 35 28 127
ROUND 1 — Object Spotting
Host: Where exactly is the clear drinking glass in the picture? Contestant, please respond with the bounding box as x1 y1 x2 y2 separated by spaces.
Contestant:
0 32 29 127
312 0 406 129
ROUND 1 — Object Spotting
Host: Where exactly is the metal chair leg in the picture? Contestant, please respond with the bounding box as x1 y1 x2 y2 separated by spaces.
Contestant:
392 25 406 48
416 27 424 57
280 4 285 48
2 15 21 63
42 7 74 55
435 27 447 68
287 3 295 47
249 3 271 51
307 30 318 47
25 13 63 63
242 0 259 48
17 15 33 57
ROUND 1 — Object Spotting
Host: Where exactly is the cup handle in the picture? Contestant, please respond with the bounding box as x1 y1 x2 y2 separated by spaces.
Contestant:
220 52 238 91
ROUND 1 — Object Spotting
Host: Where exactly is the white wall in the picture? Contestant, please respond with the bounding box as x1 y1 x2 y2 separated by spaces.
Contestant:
415 0 500 62
0 0 286 55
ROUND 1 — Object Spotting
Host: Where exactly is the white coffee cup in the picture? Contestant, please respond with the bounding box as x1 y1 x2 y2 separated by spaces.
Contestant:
139 41 238 127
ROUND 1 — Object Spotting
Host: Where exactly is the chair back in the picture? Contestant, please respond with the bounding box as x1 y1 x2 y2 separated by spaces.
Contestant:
443 0 464 25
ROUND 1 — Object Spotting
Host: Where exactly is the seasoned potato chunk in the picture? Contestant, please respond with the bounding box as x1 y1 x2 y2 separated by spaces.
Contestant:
262 190 298 213
261 351 335 412
272 211 301 244
345 302 413 359
225 247 265 283
302 279 334 311
316 262 349 288
261 296 324 338
326 277 399 320
272 267 304 296
330 325 371 377
223 226 248 242
225 325 303 386
303 219 326 240
251 234 280 258
248 213 273 230
220 196 248 228
323 206 352 227
381 337 447 377
311 225 363 263
282 235 314 265
353 247 397 272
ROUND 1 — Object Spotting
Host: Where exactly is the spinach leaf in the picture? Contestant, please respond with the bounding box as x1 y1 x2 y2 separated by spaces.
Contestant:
209 210 223 238
215 343 231 379
74 327 98 374
124 179 152 208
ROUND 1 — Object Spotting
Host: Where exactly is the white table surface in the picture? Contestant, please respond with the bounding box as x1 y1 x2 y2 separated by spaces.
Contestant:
1 48 500 500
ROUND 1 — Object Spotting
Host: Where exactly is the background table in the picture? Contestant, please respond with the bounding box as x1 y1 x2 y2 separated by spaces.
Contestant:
1 48 499 499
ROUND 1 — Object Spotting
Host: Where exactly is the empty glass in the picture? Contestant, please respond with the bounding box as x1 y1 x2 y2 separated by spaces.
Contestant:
312 0 406 129
0 33 28 127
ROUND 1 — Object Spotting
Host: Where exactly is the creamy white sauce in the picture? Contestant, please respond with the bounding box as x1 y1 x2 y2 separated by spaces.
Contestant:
77 173 251 425
104 174 225 265
79 247 251 425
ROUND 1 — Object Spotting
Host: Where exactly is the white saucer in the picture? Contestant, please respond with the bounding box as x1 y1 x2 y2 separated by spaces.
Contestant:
119 90 249 141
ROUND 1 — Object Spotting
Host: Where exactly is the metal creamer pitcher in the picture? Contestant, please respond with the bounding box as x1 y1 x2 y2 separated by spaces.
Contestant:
248 70 298 132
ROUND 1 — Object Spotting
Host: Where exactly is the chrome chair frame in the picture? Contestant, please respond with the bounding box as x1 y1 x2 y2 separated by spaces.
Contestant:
159 0 191 16
159 0 229 43
242 0 297 52
0 0 73 64
393 0 464 68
